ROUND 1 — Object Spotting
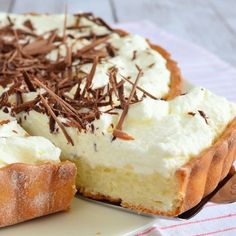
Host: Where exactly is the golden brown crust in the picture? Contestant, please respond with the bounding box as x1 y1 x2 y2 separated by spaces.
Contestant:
176 117 236 214
0 161 76 227
149 44 183 100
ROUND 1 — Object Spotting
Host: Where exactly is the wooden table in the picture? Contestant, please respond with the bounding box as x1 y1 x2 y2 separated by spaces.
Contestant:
0 0 235 67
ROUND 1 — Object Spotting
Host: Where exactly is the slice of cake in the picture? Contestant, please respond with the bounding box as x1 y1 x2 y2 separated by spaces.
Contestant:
0 109 76 227
0 12 235 217
17 86 236 216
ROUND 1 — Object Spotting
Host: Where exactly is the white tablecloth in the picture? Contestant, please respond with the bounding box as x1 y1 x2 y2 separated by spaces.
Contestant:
114 20 236 236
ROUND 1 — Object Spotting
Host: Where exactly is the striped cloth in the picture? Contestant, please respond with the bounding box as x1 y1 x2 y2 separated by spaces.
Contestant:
115 21 236 236
135 203 236 236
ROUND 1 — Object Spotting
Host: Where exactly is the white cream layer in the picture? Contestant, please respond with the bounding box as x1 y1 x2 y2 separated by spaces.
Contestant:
0 110 61 167
17 87 236 177
1 14 235 177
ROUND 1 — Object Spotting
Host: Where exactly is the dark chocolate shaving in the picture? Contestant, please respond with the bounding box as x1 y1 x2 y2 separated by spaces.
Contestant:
188 112 196 116
132 50 137 60
120 74 158 100
22 38 56 56
198 110 209 124
77 35 110 57
40 94 74 145
23 71 36 91
23 19 34 31
113 68 143 140
84 56 98 92
0 119 10 125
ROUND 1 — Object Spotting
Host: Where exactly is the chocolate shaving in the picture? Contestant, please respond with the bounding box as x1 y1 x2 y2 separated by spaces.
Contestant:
108 67 119 98
23 71 36 91
106 43 116 57
0 119 10 125
77 35 110 57
22 38 56 56
23 19 35 31
7 16 14 26
148 63 155 68
3 107 9 113
120 75 158 100
49 115 56 133
113 68 143 140
93 142 98 152
65 44 72 66
40 94 74 145
112 129 134 140
33 77 84 129
95 17 114 31
16 91 23 106
78 33 109 41
81 56 98 97
14 96 41 113
117 80 126 109
86 56 98 90
188 112 196 116
198 110 209 124
132 50 137 60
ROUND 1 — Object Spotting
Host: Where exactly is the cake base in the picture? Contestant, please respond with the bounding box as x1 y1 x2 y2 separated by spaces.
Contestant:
75 160 182 216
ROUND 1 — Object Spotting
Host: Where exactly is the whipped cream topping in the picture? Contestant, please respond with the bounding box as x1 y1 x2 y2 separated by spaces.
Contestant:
17 87 236 177
78 34 170 98
0 13 170 99
0 13 235 178
0 111 61 167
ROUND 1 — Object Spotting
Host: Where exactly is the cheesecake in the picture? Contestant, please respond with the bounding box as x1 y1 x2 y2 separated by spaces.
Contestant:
0 12 235 217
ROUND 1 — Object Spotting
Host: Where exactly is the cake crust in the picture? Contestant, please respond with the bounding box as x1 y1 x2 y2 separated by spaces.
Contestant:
0 161 76 227
176 116 236 214
150 44 183 100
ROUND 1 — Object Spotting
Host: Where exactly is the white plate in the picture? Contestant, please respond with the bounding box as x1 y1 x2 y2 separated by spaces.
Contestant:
1 198 158 236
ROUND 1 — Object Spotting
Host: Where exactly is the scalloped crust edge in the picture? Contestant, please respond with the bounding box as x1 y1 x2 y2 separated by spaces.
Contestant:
150 43 183 100
176 116 236 214
0 161 77 227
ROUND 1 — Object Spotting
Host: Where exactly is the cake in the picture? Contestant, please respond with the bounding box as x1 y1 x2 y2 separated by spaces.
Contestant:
0 12 235 218
0 109 76 227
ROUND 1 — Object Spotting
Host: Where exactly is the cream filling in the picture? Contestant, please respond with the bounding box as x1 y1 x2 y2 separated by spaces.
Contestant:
0 111 61 167
16 87 236 177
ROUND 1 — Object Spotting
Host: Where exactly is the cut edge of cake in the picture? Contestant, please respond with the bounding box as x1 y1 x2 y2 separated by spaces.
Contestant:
74 117 236 216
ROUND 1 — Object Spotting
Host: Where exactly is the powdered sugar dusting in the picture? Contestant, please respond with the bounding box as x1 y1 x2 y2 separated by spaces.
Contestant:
0 162 76 227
